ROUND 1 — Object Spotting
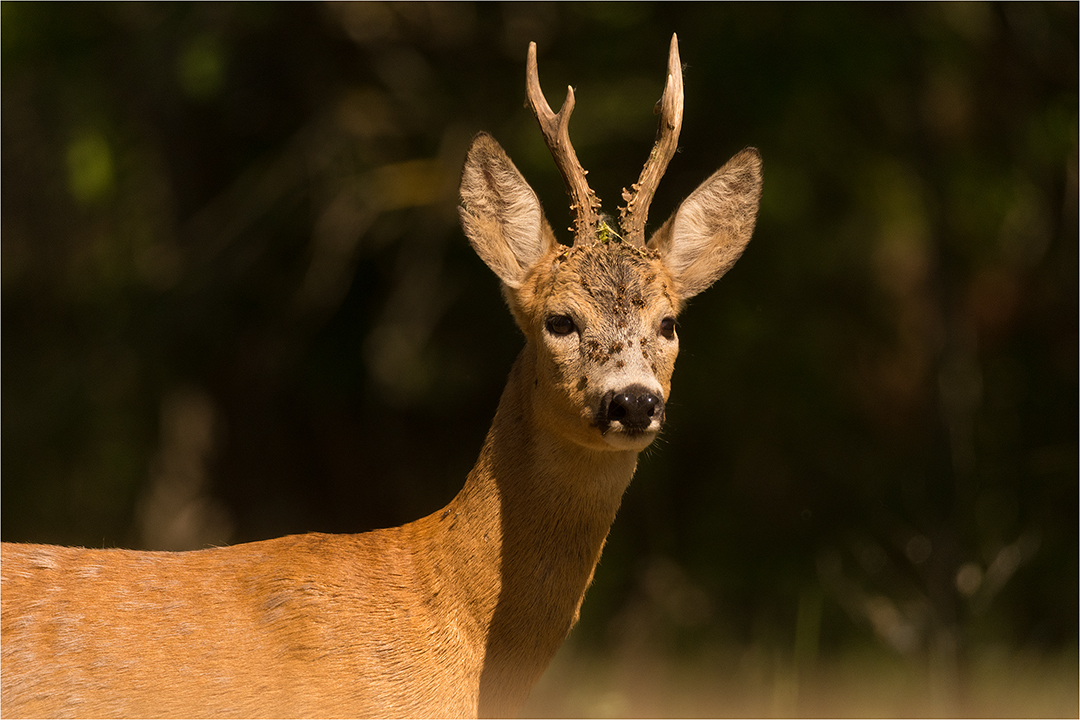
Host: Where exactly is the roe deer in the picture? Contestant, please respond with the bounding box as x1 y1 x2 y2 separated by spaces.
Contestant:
0 34 762 718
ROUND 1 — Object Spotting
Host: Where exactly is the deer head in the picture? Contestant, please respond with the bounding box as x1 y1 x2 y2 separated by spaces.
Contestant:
459 34 762 454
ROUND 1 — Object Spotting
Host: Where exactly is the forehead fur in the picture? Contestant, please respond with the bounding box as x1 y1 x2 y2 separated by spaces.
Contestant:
532 241 678 318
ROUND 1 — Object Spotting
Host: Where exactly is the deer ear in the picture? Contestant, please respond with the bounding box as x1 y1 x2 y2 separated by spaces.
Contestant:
460 132 557 288
648 148 762 301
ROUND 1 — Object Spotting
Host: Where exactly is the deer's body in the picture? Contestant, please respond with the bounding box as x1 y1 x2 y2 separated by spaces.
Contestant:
2 346 631 717
1 36 761 718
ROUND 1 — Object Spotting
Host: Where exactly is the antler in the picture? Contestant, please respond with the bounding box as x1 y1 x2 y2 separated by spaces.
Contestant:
526 42 602 245
619 33 684 246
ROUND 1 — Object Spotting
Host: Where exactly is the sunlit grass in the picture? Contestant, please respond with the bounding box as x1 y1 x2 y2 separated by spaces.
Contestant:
522 643 1079 718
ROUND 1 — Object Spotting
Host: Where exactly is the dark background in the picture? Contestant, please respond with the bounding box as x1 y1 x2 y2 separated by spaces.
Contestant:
3 3 1076 715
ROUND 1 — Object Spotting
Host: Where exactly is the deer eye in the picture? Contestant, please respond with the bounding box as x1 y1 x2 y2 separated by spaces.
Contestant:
659 316 676 340
545 315 576 336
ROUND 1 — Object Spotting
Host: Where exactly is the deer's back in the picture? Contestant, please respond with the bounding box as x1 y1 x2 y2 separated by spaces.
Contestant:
0 530 480 718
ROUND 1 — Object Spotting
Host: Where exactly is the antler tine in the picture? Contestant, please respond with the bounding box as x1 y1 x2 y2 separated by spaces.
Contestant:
619 33 684 246
526 42 602 245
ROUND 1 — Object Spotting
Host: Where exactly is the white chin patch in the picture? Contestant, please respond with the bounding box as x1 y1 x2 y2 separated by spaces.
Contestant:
602 427 659 451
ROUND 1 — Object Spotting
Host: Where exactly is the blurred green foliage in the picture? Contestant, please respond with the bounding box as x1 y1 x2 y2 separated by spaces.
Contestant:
2 0 1076 697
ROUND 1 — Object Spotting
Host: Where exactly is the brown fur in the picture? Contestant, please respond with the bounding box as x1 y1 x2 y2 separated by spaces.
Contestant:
1 58 761 720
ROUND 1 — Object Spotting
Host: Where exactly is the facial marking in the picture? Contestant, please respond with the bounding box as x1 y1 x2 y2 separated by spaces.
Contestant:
530 240 678 450
537 241 674 375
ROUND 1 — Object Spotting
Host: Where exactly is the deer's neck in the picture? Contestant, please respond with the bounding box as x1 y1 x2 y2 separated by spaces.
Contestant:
411 344 638 714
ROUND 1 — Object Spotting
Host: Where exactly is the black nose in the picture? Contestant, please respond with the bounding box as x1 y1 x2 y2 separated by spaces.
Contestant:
605 385 665 432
